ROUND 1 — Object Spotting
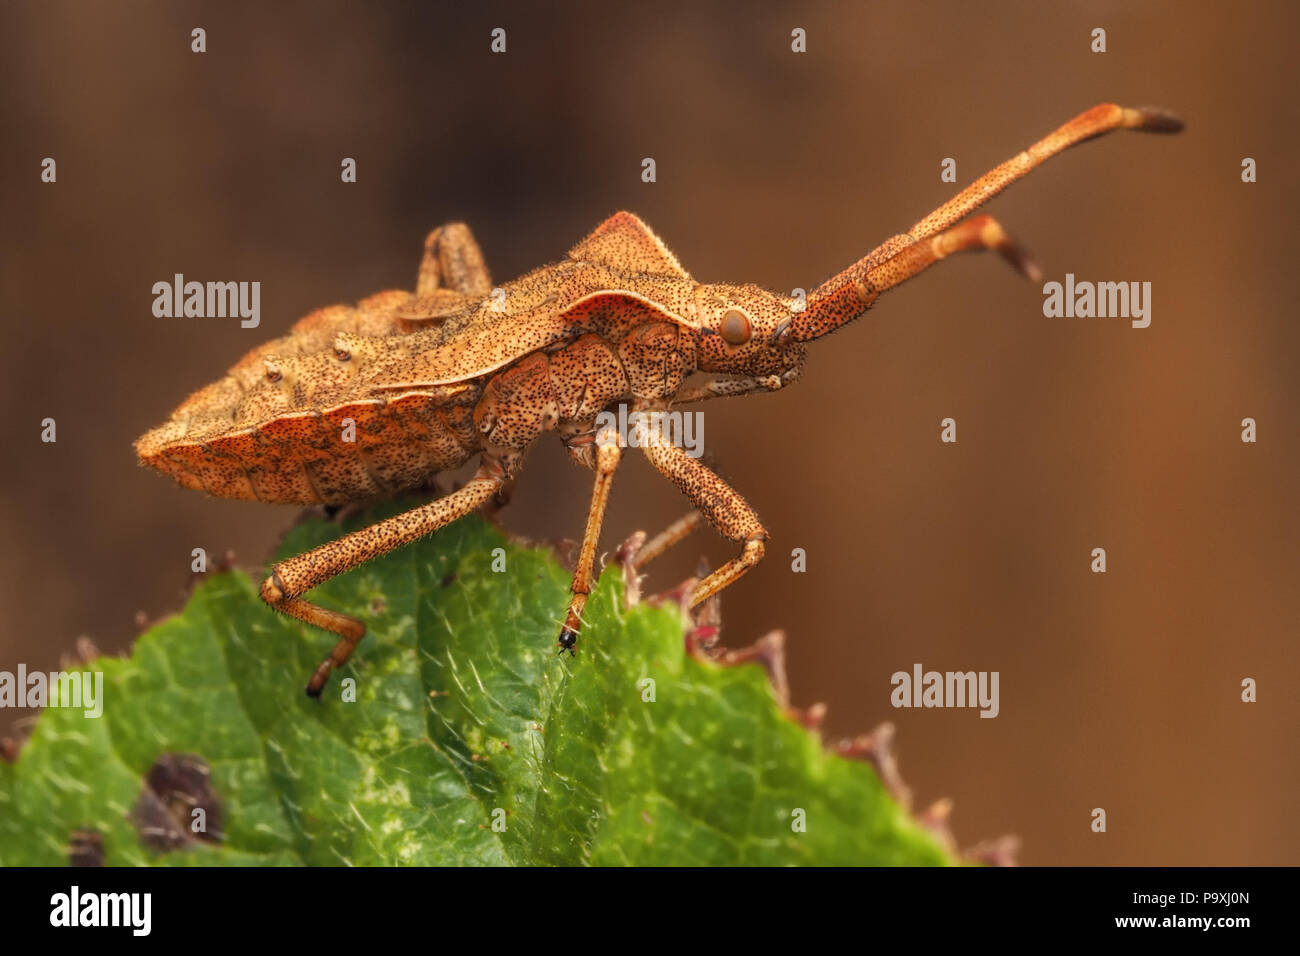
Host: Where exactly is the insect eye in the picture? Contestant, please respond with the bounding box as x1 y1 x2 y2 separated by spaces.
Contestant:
719 309 751 346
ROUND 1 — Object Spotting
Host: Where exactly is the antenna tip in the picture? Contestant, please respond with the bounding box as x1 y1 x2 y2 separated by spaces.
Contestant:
1125 106 1185 134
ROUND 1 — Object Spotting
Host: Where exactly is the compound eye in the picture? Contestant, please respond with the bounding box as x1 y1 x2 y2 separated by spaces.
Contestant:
719 309 751 346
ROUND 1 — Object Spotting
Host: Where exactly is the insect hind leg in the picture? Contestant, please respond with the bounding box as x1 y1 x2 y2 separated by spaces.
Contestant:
416 222 492 297
260 464 505 696
259 578 367 697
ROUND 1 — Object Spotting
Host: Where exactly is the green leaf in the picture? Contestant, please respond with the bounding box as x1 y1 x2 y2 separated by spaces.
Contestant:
0 500 953 866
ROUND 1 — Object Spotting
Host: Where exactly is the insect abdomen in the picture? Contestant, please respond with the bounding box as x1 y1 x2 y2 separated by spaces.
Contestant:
137 389 482 505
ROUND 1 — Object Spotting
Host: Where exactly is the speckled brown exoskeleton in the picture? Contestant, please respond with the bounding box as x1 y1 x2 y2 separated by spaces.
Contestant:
136 104 1181 696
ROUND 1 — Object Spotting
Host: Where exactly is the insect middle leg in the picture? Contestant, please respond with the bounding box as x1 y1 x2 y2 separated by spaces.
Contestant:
640 440 768 609
261 463 506 695
557 427 623 654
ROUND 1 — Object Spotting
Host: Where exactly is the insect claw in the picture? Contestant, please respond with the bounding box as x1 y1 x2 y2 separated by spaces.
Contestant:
556 626 580 656
305 661 331 698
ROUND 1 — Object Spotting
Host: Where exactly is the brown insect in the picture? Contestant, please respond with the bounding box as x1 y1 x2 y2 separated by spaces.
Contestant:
136 103 1181 696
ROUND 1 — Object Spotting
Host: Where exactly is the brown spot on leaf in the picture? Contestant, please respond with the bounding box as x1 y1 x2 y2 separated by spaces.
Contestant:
68 828 104 867
130 753 223 852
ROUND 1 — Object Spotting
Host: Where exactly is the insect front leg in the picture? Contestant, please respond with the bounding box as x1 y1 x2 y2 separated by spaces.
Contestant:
261 462 507 696
556 423 623 655
640 439 768 610
671 362 803 405
416 222 492 297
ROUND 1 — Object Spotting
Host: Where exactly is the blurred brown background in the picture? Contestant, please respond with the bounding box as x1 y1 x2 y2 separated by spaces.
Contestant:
1 1 1295 865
